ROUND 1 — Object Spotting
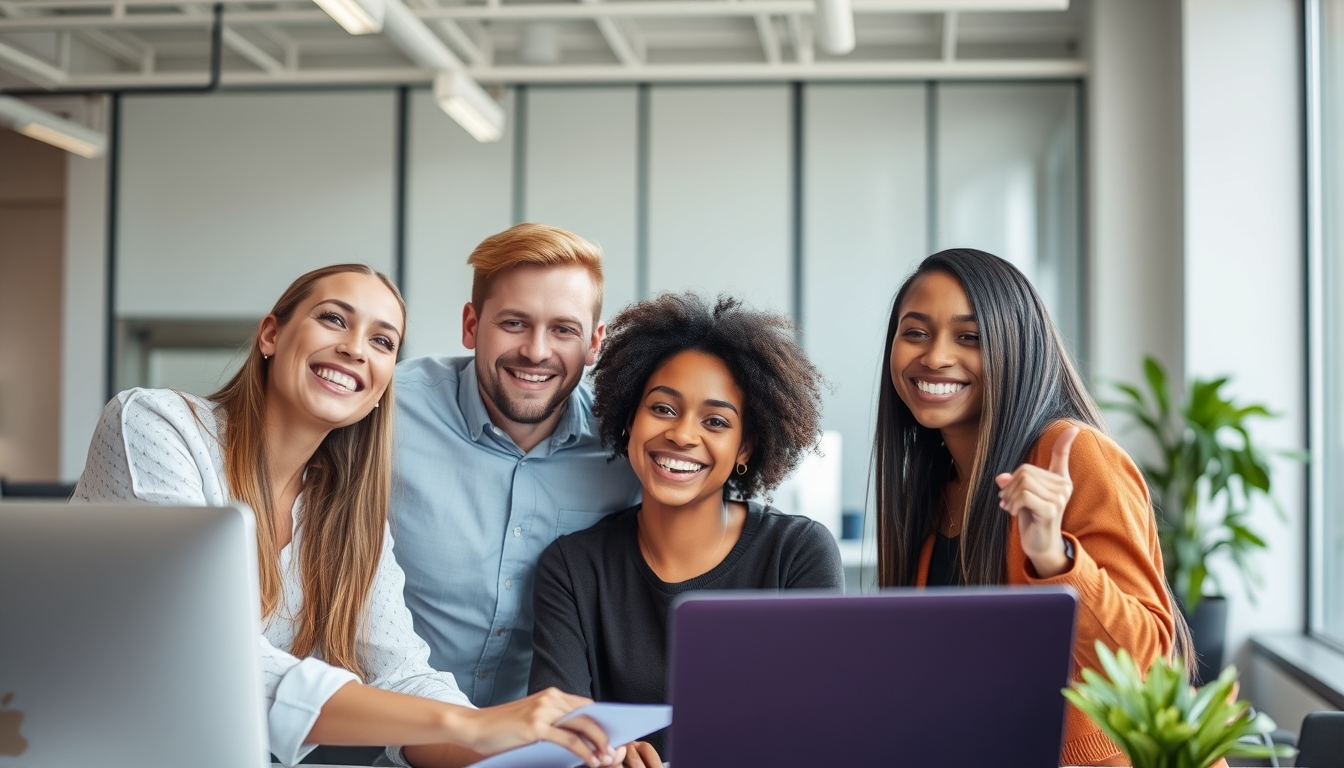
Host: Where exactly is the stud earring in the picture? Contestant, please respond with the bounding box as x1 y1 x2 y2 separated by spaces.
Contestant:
263 355 270 360
736 462 748 476
374 402 381 408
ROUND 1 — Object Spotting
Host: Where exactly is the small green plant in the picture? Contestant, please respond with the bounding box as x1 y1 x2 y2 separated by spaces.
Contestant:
1103 356 1292 611
1063 642 1293 768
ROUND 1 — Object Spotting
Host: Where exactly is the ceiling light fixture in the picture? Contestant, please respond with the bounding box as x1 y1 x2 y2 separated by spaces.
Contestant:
434 69 505 142
814 0 855 55
312 0 385 35
0 97 106 158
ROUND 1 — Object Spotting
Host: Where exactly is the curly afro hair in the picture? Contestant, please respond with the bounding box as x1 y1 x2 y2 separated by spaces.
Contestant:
591 293 825 500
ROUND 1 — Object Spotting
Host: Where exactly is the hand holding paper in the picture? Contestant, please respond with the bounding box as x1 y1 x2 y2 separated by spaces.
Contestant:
469 703 673 768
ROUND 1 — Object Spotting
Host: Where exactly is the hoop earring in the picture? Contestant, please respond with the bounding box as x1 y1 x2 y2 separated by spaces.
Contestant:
736 462 748 476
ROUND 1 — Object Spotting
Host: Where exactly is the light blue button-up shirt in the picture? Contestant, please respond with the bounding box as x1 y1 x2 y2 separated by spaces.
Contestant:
390 356 642 706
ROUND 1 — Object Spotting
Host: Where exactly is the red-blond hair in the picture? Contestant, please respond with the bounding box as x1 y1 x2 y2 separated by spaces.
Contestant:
467 222 605 323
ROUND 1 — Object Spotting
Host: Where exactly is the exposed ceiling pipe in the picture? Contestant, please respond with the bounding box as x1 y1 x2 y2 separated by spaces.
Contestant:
1 3 222 95
0 95 106 156
379 0 505 141
814 0 854 55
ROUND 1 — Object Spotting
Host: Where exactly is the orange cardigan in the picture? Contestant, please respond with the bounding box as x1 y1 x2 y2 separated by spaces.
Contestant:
915 420 1176 767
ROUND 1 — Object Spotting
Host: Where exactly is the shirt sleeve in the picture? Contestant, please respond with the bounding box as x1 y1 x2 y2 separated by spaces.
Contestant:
783 520 847 590
71 389 215 506
357 525 475 768
260 635 360 766
528 541 594 698
1022 425 1176 679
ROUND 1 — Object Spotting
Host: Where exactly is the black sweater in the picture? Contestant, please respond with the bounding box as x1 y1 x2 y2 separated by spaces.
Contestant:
527 502 845 755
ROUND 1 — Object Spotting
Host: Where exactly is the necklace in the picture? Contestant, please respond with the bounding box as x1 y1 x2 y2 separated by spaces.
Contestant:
941 476 965 538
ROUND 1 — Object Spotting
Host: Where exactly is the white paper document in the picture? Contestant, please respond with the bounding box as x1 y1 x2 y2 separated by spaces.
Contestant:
468 702 673 768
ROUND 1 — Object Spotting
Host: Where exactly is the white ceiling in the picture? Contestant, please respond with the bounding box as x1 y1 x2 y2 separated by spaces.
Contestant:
0 0 1083 89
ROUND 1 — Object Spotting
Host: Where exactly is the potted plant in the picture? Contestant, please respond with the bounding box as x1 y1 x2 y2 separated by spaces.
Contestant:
1103 356 1293 684
1064 641 1293 768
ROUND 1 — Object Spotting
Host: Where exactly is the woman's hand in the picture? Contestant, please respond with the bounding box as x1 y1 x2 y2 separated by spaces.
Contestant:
994 425 1079 579
620 740 663 768
452 687 622 767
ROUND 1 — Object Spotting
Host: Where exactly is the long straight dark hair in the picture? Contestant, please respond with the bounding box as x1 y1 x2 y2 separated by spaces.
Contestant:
874 248 1194 674
875 249 1102 588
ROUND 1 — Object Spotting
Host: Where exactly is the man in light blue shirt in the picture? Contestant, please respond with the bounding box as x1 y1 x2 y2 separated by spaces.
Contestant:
390 223 641 708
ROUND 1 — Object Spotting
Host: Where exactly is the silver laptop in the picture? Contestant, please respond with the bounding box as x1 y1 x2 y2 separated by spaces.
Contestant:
0 502 269 768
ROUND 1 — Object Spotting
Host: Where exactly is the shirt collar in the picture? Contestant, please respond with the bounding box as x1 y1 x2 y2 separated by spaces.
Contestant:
458 359 586 451
459 360 496 443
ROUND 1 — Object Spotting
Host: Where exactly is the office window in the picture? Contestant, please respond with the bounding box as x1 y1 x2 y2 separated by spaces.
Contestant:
1311 0 1344 647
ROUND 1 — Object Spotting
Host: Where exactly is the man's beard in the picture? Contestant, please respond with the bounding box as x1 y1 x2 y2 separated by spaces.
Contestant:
482 353 574 425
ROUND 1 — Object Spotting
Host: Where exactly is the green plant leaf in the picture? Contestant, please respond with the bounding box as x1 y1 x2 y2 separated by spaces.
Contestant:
1143 356 1171 418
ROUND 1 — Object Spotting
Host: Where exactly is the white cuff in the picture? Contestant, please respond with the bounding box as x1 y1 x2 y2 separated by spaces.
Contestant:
269 656 361 766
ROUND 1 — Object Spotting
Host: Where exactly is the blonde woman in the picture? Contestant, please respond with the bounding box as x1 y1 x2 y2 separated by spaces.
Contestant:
73 264 620 768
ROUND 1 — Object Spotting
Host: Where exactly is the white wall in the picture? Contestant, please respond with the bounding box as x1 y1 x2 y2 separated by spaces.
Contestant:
118 91 398 318
1086 0 1186 403
523 86 639 322
60 142 108 482
403 88 515 359
647 86 794 317
1182 0 1306 670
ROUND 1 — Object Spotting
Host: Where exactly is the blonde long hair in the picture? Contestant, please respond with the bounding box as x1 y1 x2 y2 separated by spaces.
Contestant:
211 263 405 680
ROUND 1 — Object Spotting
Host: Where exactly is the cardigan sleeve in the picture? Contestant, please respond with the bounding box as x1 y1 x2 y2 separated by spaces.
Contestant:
1018 421 1176 679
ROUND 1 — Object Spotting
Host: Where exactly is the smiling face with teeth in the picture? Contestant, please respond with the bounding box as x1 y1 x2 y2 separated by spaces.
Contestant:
627 350 753 513
463 264 603 450
889 271 985 445
257 272 405 431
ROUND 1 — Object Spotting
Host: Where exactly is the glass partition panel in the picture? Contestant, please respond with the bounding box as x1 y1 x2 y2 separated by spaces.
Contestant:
935 83 1082 356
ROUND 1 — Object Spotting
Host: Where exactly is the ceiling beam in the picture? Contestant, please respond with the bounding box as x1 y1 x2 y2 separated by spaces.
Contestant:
40 57 1086 89
581 0 643 67
755 14 782 65
941 10 957 60
787 13 813 63
0 0 1071 22
0 39 67 85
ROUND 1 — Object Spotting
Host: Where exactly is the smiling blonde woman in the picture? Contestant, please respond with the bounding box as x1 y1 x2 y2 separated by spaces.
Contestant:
72 263 619 768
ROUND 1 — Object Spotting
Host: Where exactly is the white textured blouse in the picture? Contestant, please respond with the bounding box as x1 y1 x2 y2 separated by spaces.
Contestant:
72 388 473 766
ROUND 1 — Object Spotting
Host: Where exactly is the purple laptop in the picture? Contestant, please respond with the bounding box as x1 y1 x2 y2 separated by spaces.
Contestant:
667 587 1078 768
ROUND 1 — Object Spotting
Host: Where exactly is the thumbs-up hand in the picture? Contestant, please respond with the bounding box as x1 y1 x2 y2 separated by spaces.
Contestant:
994 425 1080 579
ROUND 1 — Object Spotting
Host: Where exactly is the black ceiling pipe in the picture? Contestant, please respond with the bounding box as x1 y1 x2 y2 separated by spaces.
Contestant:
1 2 224 96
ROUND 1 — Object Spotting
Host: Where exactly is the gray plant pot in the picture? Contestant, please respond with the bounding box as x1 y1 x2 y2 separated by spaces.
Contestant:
1181 595 1228 686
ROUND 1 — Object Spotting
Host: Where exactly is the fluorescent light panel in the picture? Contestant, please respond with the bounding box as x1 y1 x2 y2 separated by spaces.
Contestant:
0 96 106 158
434 69 505 143
313 0 385 35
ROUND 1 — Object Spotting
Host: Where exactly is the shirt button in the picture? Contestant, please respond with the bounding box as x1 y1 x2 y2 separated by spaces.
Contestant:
496 628 507 637
504 579 513 589
513 526 522 537
492 426 503 436
479 671 489 680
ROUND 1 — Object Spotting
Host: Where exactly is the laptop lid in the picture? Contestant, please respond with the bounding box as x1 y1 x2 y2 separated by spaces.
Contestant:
0 502 268 768
668 587 1078 768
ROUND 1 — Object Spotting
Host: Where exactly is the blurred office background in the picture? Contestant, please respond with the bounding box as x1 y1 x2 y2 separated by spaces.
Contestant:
1 0 1340 743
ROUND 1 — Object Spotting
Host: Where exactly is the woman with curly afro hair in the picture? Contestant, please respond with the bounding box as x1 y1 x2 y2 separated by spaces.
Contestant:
527 293 844 767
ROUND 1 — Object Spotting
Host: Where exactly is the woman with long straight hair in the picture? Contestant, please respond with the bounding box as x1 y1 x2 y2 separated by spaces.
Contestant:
874 249 1190 767
74 264 619 768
